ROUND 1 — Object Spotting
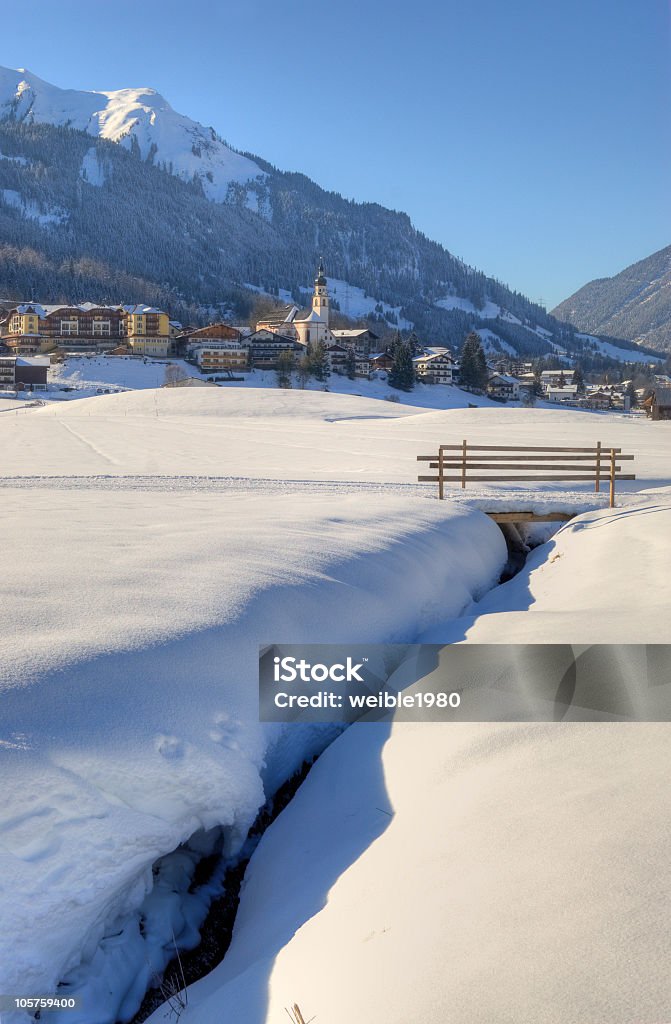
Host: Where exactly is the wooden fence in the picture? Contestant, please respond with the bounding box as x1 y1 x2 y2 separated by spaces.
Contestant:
417 441 635 508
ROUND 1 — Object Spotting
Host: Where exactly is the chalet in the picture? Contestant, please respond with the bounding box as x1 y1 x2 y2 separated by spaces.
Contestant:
182 324 244 370
643 386 671 421
581 390 612 410
370 352 394 373
487 373 520 401
248 329 305 369
330 328 380 359
413 350 456 385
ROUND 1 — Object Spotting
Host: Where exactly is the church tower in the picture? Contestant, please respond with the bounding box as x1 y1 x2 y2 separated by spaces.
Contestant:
312 257 330 326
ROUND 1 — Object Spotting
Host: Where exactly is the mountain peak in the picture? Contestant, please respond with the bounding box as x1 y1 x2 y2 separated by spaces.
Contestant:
0 64 263 202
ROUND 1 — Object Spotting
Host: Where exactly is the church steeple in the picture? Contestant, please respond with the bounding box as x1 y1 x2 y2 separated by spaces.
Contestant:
312 256 330 325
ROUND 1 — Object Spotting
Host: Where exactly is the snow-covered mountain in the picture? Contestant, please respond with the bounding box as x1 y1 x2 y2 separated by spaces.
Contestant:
0 66 264 202
552 244 671 353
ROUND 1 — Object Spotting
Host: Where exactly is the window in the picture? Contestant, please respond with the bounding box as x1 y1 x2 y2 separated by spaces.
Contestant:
93 320 111 336
60 320 79 336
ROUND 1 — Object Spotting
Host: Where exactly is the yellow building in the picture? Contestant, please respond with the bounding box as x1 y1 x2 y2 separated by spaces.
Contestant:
124 304 172 357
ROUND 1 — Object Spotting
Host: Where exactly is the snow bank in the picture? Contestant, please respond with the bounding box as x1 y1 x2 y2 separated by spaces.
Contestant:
0 389 507 1023
155 719 670 1024
420 497 671 643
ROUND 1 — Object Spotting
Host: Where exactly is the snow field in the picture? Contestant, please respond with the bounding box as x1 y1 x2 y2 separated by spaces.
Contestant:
0 389 509 1022
1 387 670 1023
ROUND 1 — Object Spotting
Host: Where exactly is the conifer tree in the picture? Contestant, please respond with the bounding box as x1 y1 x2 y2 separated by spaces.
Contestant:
572 364 585 393
307 341 330 382
276 349 294 388
388 333 415 391
459 332 488 391
345 347 357 380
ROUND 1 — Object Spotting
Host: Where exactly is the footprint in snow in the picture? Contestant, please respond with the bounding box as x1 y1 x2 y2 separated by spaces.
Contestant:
155 734 184 760
209 712 240 750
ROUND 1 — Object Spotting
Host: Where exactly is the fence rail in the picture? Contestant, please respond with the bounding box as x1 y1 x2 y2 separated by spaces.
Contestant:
417 441 635 508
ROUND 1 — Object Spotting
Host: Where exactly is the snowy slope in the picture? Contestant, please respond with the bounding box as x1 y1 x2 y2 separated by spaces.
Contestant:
0 66 264 202
574 331 661 364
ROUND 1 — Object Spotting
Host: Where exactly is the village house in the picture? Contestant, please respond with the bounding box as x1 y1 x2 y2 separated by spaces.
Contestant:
643 386 671 420
487 373 520 401
192 343 249 374
413 349 456 385
539 369 575 392
370 351 394 373
0 354 50 390
0 355 16 388
330 327 380 359
325 343 350 374
181 324 247 372
545 384 579 404
355 356 371 378
247 329 305 369
580 390 612 410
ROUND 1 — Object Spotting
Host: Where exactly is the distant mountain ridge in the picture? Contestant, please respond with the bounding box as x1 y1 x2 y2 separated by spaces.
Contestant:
0 66 661 367
552 245 671 353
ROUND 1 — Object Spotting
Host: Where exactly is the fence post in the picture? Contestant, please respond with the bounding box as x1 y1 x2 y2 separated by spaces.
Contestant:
438 446 444 500
609 447 616 508
461 439 467 489
595 440 601 492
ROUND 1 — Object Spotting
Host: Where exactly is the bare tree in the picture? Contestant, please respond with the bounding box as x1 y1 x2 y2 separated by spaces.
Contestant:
164 363 189 387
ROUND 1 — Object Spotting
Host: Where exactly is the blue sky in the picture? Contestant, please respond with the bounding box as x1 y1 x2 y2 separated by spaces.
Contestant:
2 0 670 307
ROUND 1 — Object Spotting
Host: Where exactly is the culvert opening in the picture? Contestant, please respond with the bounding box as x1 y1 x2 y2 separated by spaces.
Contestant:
495 519 564 584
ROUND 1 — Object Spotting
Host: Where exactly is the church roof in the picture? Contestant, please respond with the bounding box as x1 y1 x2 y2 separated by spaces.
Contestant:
294 309 324 323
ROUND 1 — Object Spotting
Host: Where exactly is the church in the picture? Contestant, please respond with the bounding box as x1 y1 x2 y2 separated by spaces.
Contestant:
256 259 336 348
